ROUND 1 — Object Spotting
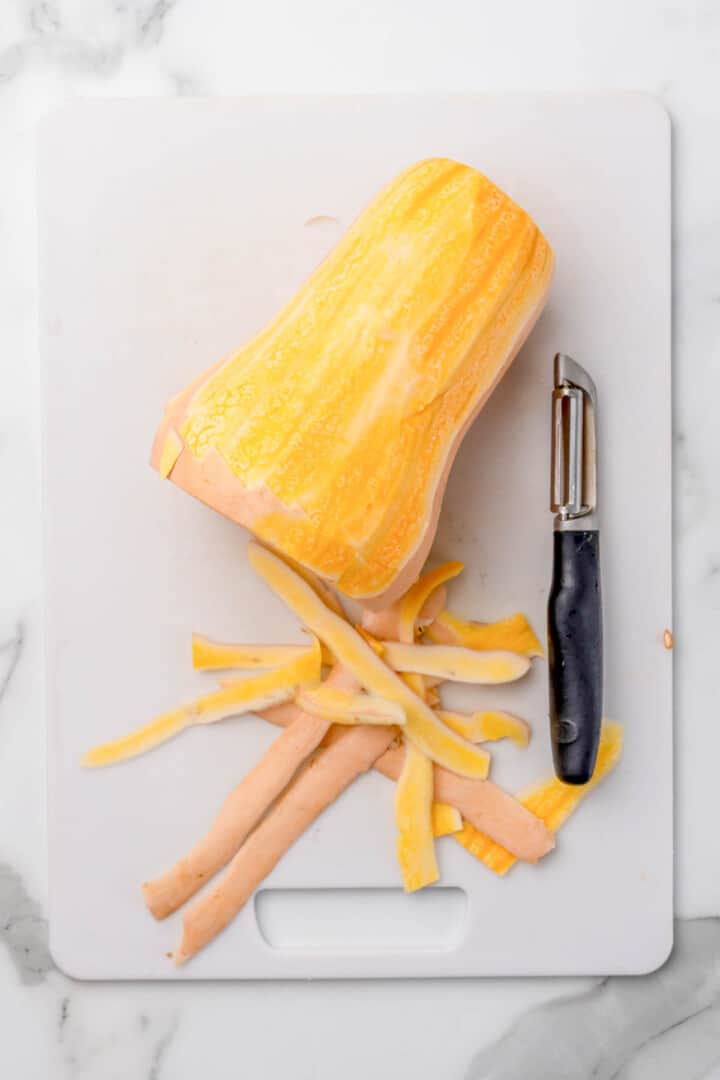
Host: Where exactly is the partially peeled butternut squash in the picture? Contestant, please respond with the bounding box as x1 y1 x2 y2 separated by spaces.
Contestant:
152 158 553 604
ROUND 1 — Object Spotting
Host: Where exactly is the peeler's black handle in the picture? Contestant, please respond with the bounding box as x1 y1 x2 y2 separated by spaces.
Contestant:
547 530 603 785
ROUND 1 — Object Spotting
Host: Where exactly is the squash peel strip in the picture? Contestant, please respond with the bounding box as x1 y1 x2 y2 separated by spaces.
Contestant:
428 610 544 658
295 686 406 726
396 741 440 892
192 635 314 671
247 542 491 779
82 637 322 767
431 802 463 837
454 721 623 874
393 566 463 882
382 642 530 684
439 709 530 747
398 561 464 642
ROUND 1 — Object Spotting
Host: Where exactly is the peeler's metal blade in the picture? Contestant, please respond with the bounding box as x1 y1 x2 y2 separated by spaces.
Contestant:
551 353 598 526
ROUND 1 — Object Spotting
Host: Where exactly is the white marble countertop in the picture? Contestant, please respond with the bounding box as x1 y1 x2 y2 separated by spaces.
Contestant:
1 1 718 1076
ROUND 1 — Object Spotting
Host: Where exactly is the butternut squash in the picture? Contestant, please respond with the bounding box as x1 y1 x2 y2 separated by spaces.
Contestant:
152 158 553 605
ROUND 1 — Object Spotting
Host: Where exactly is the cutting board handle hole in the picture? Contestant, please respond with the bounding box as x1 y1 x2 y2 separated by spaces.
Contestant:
254 887 468 953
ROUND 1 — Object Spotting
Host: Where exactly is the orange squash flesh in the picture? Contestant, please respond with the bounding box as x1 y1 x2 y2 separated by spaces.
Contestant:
152 159 553 605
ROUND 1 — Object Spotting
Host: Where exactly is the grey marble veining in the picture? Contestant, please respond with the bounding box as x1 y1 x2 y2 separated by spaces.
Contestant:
467 919 720 1080
0 0 178 82
0 0 718 1076
0 861 52 984
147 1016 180 1080
0 622 23 708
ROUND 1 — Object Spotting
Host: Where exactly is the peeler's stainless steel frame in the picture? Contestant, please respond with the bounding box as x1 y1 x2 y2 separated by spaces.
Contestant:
551 353 598 532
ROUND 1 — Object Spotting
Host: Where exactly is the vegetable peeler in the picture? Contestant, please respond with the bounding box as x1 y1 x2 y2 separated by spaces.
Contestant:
548 354 602 785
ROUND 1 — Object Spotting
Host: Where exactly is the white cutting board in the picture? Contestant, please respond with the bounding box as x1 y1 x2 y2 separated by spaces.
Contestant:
40 96 672 979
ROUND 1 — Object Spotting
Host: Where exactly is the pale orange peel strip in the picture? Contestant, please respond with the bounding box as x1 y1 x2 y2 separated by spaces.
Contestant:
247 542 491 780
176 723 396 965
82 637 322 767
427 610 545 658
192 635 313 671
258 701 553 860
395 740 440 892
144 663 357 920
454 721 624 875
381 641 530 685
439 709 530 748
431 802 463 837
295 686 406 726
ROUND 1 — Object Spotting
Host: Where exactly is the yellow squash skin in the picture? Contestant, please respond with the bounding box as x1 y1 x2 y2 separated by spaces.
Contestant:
247 543 492 779
395 741 440 892
431 802 463 837
152 158 553 604
454 722 624 875
439 709 530 747
82 636 322 767
427 610 544 657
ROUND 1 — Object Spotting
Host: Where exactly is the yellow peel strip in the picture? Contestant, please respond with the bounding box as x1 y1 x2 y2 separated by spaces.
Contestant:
439 709 530 747
398 562 464 643
354 626 386 656
295 686 405 726
382 642 530 684
192 635 312 671
428 610 544 658
82 637 322 767
248 542 491 779
283 553 347 617
431 802 463 837
454 721 624 874
395 740 439 892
